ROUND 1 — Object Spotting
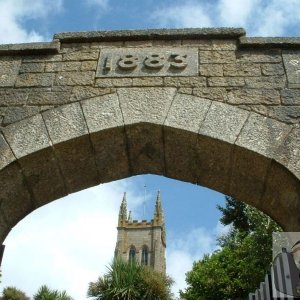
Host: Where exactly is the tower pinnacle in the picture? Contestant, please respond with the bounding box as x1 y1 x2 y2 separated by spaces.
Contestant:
118 192 128 226
154 190 164 225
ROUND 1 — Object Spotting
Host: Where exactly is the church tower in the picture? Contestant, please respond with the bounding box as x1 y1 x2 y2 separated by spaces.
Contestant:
114 191 166 274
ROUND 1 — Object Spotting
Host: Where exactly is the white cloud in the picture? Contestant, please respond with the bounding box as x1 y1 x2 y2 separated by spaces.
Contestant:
0 180 144 300
167 222 229 297
0 0 63 43
151 0 300 36
86 0 109 9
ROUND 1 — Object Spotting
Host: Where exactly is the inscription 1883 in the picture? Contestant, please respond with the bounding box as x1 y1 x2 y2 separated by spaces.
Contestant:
96 47 198 77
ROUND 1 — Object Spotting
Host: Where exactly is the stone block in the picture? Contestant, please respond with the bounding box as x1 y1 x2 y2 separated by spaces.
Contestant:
0 88 29 106
15 73 54 87
118 87 176 125
42 102 88 144
55 71 95 86
132 77 163 87
281 89 300 105
236 113 291 159
199 102 249 143
0 212 10 243
27 88 72 105
0 57 21 87
199 64 223 76
261 63 285 76
164 76 206 87
236 50 282 63
19 63 45 73
18 148 68 206
81 93 130 182
282 51 300 86
275 125 300 180
223 63 261 76
63 49 100 61
269 106 300 124
193 87 228 102
229 147 271 206
228 89 281 105
70 86 113 102
0 162 34 227
23 54 62 62
182 39 212 49
3 106 40 126
245 76 286 89
165 93 211 133
0 133 15 171
2 114 51 158
261 162 300 231
199 50 236 64
212 39 237 50
208 77 245 87
95 78 132 88
45 61 81 72
81 60 98 71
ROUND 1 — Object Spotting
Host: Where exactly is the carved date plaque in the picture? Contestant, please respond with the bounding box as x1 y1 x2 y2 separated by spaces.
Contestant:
96 47 198 77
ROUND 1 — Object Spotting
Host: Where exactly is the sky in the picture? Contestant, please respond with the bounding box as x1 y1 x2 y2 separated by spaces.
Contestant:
0 0 300 299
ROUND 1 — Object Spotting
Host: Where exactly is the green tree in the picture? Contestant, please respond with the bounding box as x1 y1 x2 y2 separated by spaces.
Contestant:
0 287 29 300
180 197 282 300
88 258 173 300
33 285 73 300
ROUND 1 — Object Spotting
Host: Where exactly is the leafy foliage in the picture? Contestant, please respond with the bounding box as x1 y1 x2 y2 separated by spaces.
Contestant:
88 258 173 300
0 287 29 300
33 285 73 300
180 196 282 300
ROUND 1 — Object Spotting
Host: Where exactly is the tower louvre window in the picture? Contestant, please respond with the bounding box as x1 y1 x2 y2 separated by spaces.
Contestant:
141 246 148 265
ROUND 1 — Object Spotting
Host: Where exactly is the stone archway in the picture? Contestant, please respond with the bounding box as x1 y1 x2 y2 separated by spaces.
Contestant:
0 28 300 243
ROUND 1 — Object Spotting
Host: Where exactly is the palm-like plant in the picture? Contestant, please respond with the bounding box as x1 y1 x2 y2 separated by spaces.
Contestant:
87 258 173 300
33 285 73 300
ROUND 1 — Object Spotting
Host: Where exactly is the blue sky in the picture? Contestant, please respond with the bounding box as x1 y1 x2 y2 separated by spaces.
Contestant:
0 0 300 299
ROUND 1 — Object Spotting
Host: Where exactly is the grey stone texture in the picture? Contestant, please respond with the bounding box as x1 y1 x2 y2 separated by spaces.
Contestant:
0 28 300 243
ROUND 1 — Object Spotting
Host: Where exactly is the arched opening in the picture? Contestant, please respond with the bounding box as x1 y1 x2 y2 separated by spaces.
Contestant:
141 245 149 266
129 245 136 262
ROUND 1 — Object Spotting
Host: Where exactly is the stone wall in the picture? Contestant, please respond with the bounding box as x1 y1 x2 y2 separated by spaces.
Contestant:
0 28 299 242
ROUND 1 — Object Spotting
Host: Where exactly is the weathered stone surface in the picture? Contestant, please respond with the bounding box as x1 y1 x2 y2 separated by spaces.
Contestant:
81 93 130 182
0 211 10 242
199 50 236 64
132 77 163 87
236 113 291 158
269 106 300 124
261 63 285 76
164 76 206 87
45 61 81 72
281 89 300 105
54 71 95 86
199 102 249 143
212 39 237 50
0 88 29 106
81 60 98 71
3 106 40 125
0 133 15 170
223 63 261 76
283 51 300 86
23 54 62 62
208 77 245 87
70 86 113 102
245 76 286 89
164 94 211 183
199 64 223 76
0 57 21 87
261 162 300 231
19 62 45 73
193 87 228 102
27 88 72 105
15 73 54 87
0 162 34 227
2 114 51 158
228 89 281 105
118 88 176 125
18 148 68 206
276 125 300 179
63 49 99 61
237 50 282 63
95 78 132 87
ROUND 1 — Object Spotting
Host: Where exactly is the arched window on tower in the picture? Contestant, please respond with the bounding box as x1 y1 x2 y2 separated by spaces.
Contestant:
129 245 136 262
141 245 149 266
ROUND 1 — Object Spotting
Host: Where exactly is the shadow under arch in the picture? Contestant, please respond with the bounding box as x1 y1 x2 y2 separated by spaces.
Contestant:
0 87 299 243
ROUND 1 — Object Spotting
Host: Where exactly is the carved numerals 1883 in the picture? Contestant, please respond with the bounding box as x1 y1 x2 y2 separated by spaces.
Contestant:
116 53 188 71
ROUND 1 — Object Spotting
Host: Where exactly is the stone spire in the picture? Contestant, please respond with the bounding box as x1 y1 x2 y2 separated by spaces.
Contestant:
153 190 164 226
118 192 128 226
128 210 132 222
